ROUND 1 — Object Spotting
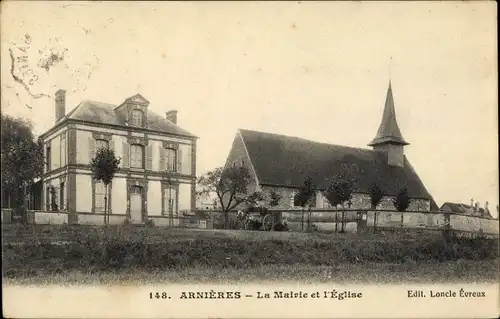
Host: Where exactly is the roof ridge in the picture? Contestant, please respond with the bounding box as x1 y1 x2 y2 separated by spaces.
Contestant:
238 128 375 153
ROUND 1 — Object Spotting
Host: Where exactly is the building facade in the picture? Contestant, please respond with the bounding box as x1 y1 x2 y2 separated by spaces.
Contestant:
39 90 197 225
224 82 439 212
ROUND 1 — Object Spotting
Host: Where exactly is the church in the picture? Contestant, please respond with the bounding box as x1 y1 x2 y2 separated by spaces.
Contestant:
225 82 439 212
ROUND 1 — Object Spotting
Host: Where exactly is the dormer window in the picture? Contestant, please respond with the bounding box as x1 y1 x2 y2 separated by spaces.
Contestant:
130 109 144 127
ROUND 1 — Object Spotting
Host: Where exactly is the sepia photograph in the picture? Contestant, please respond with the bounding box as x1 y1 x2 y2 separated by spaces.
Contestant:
1 1 498 318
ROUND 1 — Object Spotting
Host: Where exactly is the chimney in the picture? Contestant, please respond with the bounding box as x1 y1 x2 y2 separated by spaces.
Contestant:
166 110 178 124
55 89 66 123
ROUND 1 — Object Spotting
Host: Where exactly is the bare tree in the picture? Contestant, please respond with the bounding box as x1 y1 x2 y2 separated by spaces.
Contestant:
197 166 264 229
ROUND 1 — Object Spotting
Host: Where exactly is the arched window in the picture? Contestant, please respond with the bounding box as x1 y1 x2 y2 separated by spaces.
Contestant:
130 144 144 168
130 109 144 126
96 139 109 151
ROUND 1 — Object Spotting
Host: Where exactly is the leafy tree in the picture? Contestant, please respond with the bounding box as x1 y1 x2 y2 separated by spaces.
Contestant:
1 113 44 209
393 186 411 228
293 177 315 231
369 181 385 229
323 171 356 232
90 148 120 225
393 187 410 212
197 166 264 228
269 190 282 207
369 181 385 210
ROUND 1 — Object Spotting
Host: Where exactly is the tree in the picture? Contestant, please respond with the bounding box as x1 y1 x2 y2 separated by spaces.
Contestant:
293 177 315 231
1 113 44 209
393 187 410 229
90 148 120 226
323 171 356 233
369 181 385 230
268 190 282 207
197 166 264 229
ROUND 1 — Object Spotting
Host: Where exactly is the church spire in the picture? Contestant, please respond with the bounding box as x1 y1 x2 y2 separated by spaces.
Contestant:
368 81 409 147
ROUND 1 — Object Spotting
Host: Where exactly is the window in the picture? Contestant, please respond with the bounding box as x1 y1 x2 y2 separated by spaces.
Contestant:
163 186 177 215
241 160 245 167
96 139 109 151
60 134 67 167
60 182 65 210
165 148 177 172
95 182 106 212
131 185 142 195
426 214 433 226
46 146 51 171
417 215 425 225
130 109 144 127
130 144 144 168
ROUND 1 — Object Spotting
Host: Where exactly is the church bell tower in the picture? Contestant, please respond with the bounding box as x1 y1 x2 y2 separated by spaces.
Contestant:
368 81 409 167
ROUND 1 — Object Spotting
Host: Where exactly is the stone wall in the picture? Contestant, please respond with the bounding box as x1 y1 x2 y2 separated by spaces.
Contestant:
261 186 431 212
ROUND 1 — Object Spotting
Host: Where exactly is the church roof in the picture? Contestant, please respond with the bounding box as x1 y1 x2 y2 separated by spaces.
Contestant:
239 129 434 201
368 82 409 146
61 98 196 138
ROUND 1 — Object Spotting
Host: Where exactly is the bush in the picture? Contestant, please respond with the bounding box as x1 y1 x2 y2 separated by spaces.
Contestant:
247 220 262 230
2 225 498 278
273 223 289 232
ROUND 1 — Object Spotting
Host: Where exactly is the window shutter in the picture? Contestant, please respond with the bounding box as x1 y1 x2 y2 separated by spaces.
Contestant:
122 143 130 168
109 139 115 153
159 147 165 171
146 145 153 170
177 147 183 173
88 137 95 162
186 146 192 175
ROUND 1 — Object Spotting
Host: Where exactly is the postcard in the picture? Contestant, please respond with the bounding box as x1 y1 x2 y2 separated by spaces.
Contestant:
1 1 498 318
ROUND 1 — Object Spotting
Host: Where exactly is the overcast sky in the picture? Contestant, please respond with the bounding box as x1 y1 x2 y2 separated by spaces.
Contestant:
1 1 497 216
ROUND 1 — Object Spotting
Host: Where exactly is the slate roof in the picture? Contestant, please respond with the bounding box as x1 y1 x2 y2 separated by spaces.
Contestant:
368 82 409 146
239 129 435 201
61 99 196 138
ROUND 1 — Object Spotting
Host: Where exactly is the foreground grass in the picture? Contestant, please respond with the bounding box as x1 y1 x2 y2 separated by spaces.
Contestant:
4 259 499 286
2 224 499 285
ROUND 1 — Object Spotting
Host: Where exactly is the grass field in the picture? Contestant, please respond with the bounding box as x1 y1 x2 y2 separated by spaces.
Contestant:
2 224 499 285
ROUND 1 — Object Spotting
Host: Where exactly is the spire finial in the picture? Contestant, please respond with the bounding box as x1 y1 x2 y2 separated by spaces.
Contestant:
389 56 393 84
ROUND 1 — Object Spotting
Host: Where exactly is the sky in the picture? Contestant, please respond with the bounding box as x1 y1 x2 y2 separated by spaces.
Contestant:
1 1 498 216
